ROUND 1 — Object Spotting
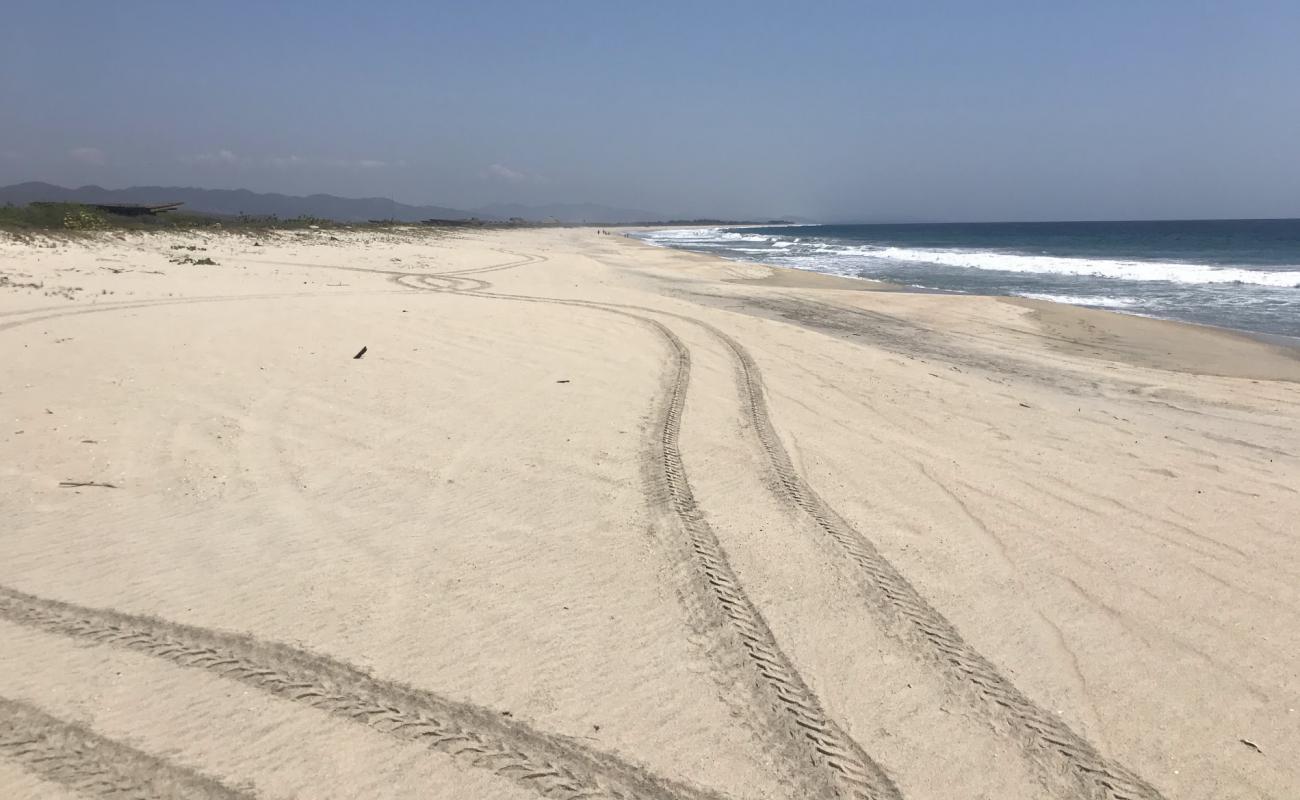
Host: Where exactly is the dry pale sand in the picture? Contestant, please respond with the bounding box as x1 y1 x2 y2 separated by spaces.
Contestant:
1 225 1297 800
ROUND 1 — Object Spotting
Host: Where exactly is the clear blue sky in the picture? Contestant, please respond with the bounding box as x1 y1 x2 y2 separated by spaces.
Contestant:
3 1 1298 221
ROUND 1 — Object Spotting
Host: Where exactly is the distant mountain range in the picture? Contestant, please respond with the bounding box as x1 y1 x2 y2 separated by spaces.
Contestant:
0 182 720 224
0 182 482 222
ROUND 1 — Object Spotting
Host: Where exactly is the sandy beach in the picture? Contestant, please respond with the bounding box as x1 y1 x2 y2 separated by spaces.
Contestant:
2 226 1297 800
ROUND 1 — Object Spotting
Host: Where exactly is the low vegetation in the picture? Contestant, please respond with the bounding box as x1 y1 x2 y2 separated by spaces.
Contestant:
2 202 790 236
0 203 390 235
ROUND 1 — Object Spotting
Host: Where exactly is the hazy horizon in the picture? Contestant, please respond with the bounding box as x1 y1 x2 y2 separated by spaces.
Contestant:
13 180 1300 226
4 2 1298 223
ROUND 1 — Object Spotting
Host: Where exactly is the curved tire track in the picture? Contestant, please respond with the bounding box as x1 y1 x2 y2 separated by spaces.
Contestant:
0 290 401 334
704 324 1166 800
5 245 896 798
0 586 722 800
642 320 900 800
554 290 1166 800
3 237 1169 798
0 695 252 800
402 247 1164 799
394 254 902 800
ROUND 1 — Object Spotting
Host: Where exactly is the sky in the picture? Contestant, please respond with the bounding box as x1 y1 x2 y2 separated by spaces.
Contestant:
2 1 1299 222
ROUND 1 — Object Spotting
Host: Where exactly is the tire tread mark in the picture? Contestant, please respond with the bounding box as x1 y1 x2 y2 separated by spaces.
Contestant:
0 290 402 333
709 328 1165 800
649 323 899 800
0 587 722 800
0 695 252 800
429 252 1163 799
489 263 1166 800
23 246 897 799
401 258 902 800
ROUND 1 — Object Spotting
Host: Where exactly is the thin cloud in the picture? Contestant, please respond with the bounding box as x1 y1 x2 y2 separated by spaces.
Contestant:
266 154 306 168
69 147 106 165
483 163 539 182
269 154 389 169
182 149 245 166
181 151 388 169
320 157 388 169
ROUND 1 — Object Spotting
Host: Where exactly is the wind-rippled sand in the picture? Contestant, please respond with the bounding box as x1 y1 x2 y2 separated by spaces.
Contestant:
2 226 1297 799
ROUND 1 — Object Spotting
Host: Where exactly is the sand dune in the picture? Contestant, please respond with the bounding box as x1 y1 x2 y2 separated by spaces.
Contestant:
2 226 1296 799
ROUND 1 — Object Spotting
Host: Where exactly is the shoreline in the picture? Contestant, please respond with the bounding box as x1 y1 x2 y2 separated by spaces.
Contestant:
622 230 1300 381
624 227 1300 353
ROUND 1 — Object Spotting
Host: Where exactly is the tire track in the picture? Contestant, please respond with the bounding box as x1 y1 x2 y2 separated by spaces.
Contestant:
704 326 1167 800
242 244 1165 798
0 236 1178 798
441 252 1166 800
404 248 1165 799
392 256 903 800
0 695 252 800
0 586 723 800
0 290 401 334
641 319 901 800
445 249 546 277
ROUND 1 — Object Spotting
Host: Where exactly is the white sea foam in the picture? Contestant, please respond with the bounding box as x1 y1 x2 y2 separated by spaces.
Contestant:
639 229 1300 289
871 247 1300 287
1015 293 1149 308
639 227 722 241
642 228 772 244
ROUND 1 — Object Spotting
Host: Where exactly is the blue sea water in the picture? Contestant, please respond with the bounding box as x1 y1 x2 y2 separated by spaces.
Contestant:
634 220 1300 338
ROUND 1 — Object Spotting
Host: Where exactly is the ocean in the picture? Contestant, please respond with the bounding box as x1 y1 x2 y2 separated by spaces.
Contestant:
633 220 1300 339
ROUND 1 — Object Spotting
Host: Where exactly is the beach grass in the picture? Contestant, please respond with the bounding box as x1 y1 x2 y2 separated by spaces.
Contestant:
0 202 382 234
